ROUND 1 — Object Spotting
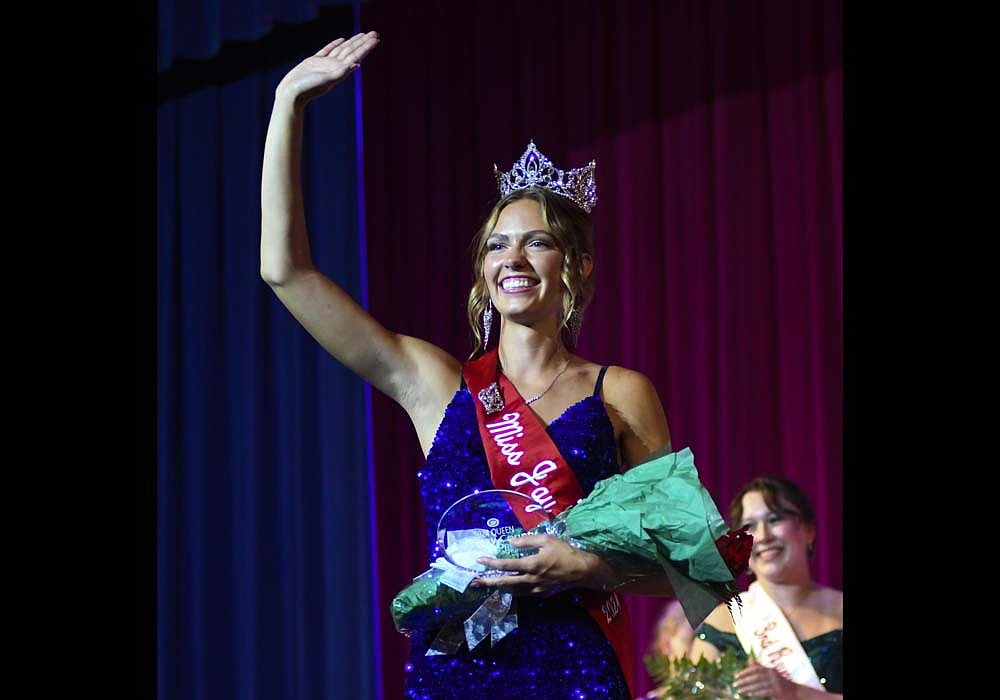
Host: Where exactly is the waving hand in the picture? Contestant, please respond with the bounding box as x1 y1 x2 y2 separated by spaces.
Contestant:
276 31 380 105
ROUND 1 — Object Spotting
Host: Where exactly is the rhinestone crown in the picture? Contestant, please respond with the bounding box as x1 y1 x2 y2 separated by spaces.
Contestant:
493 141 597 213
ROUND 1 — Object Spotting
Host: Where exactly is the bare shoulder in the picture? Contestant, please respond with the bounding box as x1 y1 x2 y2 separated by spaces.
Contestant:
687 602 737 662
701 602 738 634
601 366 659 400
816 585 844 622
600 366 671 466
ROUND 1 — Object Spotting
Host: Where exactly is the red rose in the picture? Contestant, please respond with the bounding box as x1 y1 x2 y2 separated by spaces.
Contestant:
714 527 753 578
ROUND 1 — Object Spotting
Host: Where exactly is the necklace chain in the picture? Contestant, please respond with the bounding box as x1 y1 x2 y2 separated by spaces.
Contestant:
523 359 571 405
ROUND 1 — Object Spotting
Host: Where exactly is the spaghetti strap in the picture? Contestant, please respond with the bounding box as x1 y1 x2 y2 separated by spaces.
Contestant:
593 366 609 396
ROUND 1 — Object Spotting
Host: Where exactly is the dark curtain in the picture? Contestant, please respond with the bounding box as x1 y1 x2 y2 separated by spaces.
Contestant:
357 1 842 698
156 6 380 699
158 0 356 71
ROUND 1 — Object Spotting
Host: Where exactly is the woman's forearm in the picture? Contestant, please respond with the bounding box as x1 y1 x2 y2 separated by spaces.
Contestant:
260 93 312 286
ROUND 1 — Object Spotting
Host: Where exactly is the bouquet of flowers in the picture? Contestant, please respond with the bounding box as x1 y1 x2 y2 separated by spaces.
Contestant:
391 448 752 652
643 649 748 699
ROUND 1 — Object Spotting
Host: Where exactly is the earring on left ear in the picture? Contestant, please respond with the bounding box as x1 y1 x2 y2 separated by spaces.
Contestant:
566 307 583 346
807 541 815 557
482 299 493 348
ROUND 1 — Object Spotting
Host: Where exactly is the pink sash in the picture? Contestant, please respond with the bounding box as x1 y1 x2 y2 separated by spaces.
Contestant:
463 349 635 696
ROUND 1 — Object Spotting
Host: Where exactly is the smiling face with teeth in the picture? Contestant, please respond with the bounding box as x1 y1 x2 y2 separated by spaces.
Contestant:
467 188 596 354
737 489 817 583
467 187 594 359
482 199 568 326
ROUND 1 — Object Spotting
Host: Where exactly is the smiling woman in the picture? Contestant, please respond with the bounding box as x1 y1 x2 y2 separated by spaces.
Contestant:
260 32 734 700
468 181 596 358
688 477 844 699
484 209 567 326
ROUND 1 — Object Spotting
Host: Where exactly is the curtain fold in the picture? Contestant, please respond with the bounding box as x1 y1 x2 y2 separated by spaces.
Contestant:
158 0 360 72
158 1 842 697
157 51 378 698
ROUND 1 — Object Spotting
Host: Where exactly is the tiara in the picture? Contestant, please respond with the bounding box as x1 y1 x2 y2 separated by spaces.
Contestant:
493 141 597 213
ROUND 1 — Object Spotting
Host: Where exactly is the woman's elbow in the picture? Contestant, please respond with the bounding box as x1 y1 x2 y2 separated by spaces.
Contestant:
260 262 288 287
260 256 307 287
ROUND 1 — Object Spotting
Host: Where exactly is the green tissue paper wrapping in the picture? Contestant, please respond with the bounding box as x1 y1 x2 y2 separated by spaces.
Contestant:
391 447 739 636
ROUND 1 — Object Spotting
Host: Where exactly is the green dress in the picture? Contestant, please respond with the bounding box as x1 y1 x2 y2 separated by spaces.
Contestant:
696 623 843 694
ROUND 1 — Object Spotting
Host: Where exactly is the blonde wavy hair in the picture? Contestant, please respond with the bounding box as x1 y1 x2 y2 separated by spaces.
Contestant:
466 187 595 358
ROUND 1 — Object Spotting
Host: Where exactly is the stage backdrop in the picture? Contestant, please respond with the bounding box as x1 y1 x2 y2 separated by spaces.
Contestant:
357 1 842 698
159 0 357 70
158 1 842 698
156 4 380 700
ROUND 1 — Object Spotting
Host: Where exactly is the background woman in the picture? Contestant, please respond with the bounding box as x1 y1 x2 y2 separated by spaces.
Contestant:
688 476 843 698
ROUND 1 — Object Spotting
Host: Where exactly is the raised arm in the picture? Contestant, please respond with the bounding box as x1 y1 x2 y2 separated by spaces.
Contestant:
261 32 460 435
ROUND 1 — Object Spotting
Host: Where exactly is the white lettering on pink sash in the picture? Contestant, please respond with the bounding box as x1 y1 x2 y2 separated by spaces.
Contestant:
510 460 559 512
485 413 525 466
486 412 563 513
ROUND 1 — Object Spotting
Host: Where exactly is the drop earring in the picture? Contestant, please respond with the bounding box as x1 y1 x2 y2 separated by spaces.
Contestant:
566 306 584 346
482 299 493 348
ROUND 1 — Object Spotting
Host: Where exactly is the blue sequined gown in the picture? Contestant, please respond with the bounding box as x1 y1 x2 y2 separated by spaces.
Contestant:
404 369 631 700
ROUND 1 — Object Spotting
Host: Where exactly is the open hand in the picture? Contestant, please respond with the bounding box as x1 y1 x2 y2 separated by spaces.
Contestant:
275 31 379 105
734 660 798 699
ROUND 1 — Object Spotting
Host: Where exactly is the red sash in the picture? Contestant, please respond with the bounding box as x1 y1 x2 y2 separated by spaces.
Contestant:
463 349 635 696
